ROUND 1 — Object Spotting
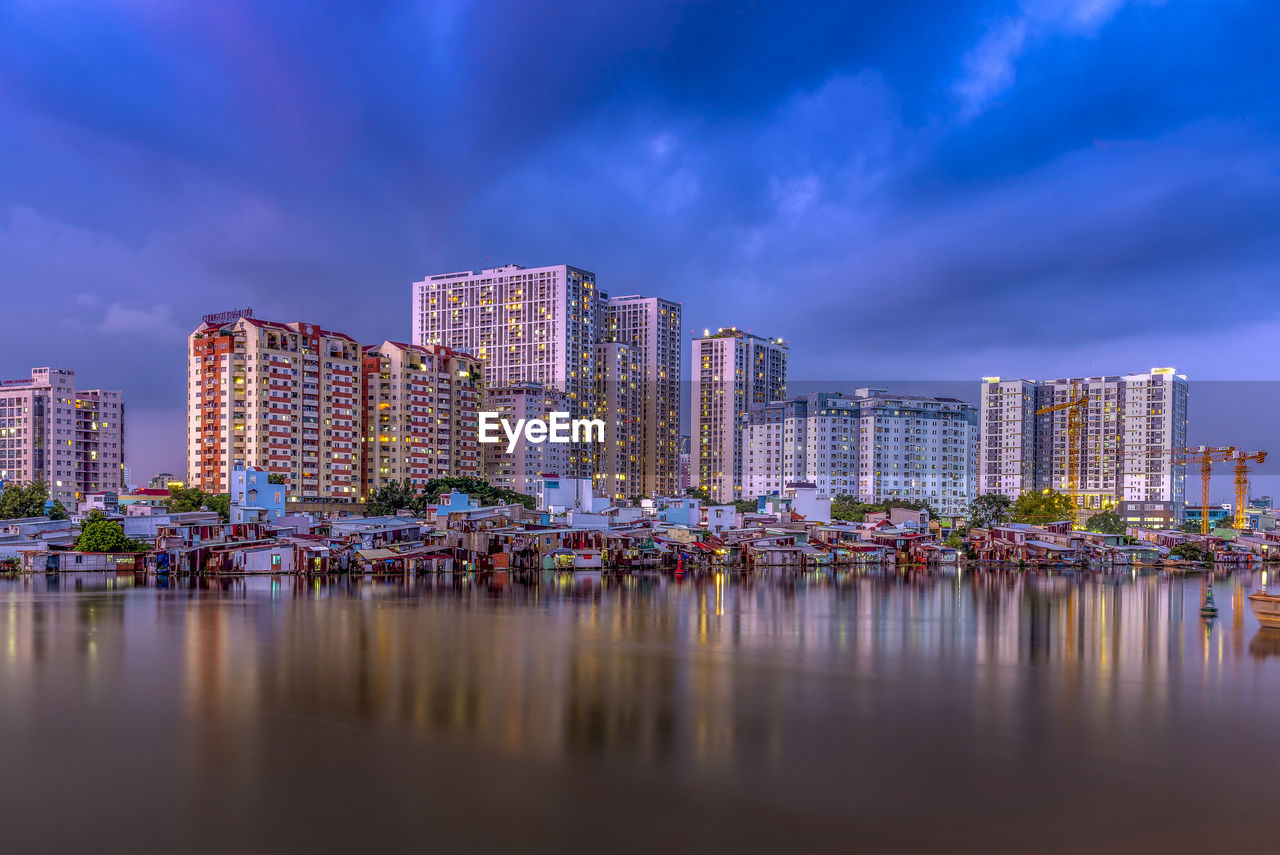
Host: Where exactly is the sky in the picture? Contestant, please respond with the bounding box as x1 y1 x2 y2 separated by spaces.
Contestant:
1 0 1278 493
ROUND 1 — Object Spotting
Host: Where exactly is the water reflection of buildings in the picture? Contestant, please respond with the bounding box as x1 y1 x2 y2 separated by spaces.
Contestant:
2 569 1278 772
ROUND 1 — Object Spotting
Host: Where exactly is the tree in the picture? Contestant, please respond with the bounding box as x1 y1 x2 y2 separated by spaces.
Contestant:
685 486 709 501
733 500 758 514
1171 543 1208 563
267 473 287 485
165 486 231 521
944 532 965 550
204 493 230 521
1177 520 1203 533
366 477 538 516
366 479 421 516
831 495 869 522
0 480 51 520
75 510 149 553
1010 489 1076 525
966 493 1012 529
422 477 535 511
1086 509 1127 535
47 500 69 521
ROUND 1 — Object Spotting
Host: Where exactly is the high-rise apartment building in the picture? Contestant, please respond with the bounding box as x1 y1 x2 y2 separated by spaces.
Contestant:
978 367 1189 523
187 312 361 500
0 368 125 507
360 341 483 497
482 384 571 495
594 340 644 499
413 264 600 477
743 389 978 516
977 379 1040 498
600 295 682 496
692 328 788 503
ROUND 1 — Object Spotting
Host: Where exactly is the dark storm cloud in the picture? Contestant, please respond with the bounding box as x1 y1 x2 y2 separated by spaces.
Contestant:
0 0 1277 478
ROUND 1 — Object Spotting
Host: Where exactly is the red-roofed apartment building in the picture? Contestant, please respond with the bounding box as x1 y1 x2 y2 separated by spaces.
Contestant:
187 310 361 501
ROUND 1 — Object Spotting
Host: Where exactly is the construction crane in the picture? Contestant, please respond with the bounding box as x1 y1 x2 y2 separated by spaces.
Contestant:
1165 446 1235 534
1230 450 1268 529
1034 383 1088 529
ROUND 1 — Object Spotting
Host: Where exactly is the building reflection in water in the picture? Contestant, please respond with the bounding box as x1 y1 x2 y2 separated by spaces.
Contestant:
4 567 1280 851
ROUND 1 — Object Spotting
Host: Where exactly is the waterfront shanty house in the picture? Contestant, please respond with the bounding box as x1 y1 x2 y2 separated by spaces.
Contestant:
912 542 959 564
352 544 453 574
601 530 667 568
0 517 76 563
328 516 423 549
21 549 145 573
971 523 1084 565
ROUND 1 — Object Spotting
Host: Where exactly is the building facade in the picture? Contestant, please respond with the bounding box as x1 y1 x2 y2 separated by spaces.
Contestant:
413 263 600 477
482 383 570 495
743 389 978 516
593 340 644 500
361 340 483 497
978 367 1189 521
691 328 788 503
187 313 361 501
601 295 682 496
0 367 125 507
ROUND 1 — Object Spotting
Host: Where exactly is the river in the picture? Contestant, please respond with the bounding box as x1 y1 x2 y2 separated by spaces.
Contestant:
1 567 1277 853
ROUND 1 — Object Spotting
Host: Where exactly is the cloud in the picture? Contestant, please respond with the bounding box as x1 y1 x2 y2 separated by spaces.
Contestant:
954 0 1128 117
99 302 184 340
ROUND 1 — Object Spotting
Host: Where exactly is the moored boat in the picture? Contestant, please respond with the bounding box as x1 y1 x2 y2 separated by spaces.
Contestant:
1248 590 1280 628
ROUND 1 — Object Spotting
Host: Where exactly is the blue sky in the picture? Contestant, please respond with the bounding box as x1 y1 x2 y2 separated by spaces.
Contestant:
2 0 1278 487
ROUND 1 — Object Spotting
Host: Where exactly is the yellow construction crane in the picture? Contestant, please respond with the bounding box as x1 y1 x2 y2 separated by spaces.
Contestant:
1165 446 1235 534
1035 383 1088 529
1230 450 1268 529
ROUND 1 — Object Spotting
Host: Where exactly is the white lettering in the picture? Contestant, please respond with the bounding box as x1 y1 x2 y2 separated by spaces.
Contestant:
572 418 606 443
476 412 605 450
548 412 571 443
478 412 501 444
502 418 525 454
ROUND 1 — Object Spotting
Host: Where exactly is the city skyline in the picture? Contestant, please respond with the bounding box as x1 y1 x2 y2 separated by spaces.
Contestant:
2 1 1278 489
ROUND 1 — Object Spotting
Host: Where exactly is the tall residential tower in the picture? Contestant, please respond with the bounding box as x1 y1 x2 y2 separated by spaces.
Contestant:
600 295 682 497
413 264 600 477
691 328 788 503
978 368 1189 525
0 367 125 507
187 312 361 500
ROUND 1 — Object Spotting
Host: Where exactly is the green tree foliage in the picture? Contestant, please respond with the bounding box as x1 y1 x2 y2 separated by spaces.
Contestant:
966 493 1012 529
267 473 287 484
944 532 965 550
1171 543 1208 563
423 477 535 511
366 479 420 516
75 510 149 553
684 486 709 501
47 500 69 521
366 477 537 516
1085 509 1127 535
1177 520 1205 533
165 486 231 521
0 481 52 522
1010 489 1076 525
0 480 52 520
832 495 932 523
733 500 758 514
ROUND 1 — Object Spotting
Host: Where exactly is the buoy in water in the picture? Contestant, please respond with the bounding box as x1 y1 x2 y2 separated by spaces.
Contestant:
1201 587 1219 618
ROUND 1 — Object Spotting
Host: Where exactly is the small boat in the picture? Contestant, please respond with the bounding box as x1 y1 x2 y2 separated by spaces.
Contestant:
1249 590 1280 628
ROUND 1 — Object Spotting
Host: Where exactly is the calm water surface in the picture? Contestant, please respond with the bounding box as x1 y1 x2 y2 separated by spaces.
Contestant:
2 567 1278 854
